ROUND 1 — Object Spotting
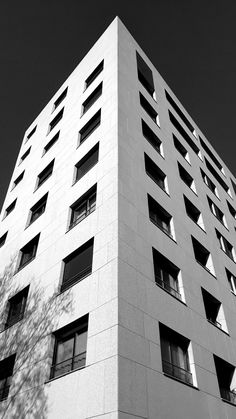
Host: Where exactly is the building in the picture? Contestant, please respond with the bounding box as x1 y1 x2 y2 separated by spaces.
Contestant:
0 16 236 419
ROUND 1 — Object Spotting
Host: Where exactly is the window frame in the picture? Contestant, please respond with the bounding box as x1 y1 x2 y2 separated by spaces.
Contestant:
84 60 104 90
69 185 97 231
18 234 40 271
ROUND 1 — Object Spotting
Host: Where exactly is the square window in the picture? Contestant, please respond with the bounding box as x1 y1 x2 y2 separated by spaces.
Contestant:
140 93 160 126
53 88 68 111
191 236 215 275
201 288 227 332
178 163 197 194
152 248 181 300
69 185 96 230
28 193 48 226
145 154 168 193
82 83 102 115
18 234 40 270
75 143 99 183
5 286 29 329
43 132 60 155
79 110 101 145
184 196 205 230
48 108 64 133
0 355 16 402
85 60 104 90
36 160 54 189
148 195 174 238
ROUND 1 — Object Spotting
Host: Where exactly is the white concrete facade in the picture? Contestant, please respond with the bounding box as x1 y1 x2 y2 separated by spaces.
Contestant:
0 16 236 419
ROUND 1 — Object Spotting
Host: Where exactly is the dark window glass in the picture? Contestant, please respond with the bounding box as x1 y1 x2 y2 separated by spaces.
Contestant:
216 230 235 261
165 91 197 137
75 143 99 183
85 60 104 89
148 195 172 237
48 108 64 133
136 52 155 98
168 111 200 156
153 248 181 300
19 147 31 164
231 179 236 196
4 199 17 218
205 158 230 194
0 232 7 248
191 236 214 274
199 137 224 173
140 93 159 124
29 194 48 225
82 83 102 115
0 355 16 402
178 163 195 192
207 197 226 226
142 120 161 153
43 132 60 155
26 125 37 141
37 161 54 188
12 171 24 189
79 110 101 144
173 135 189 162
69 186 96 230
214 355 236 405
201 169 218 197
227 200 236 219
53 88 68 110
5 286 29 329
145 154 166 191
201 288 222 329
226 268 236 293
184 196 203 228
18 234 40 270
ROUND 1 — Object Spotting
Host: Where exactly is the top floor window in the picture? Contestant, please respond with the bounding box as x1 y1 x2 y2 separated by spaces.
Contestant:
53 87 68 111
136 52 156 100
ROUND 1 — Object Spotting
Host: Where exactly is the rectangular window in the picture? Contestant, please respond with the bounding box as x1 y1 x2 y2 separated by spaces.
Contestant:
216 229 236 261
159 323 193 385
61 238 94 292
152 248 181 300
201 169 219 198
136 52 156 99
0 232 7 248
173 135 190 164
82 83 102 115
227 201 236 219
19 147 31 164
214 355 236 405
226 268 236 294
85 60 104 90
231 179 236 196
0 355 16 402
12 171 24 189
201 288 226 331
48 108 64 133
4 199 17 218
36 160 54 189
79 109 101 145
178 163 197 193
165 91 197 138
43 131 60 155
140 93 160 126
145 154 168 193
26 125 37 142
50 315 88 379
205 158 231 197
75 143 99 183
142 120 162 154
183 196 204 230
148 195 174 238
191 236 215 275
18 234 40 270
5 286 29 329
28 193 48 225
53 87 68 111
168 111 201 157
207 197 227 227
69 185 96 230
199 137 225 174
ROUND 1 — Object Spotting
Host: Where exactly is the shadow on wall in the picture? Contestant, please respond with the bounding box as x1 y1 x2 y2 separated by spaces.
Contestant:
0 256 73 419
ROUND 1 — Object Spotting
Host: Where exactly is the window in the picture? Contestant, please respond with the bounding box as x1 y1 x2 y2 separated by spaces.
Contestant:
18 234 40 270
201 288 227 331
231 179 236 196
43 131 59 155
85 60 104 89
136 52 156 99
207 197 227 227
145 154 168 193
148 195 174 239
75 143 99 183
12 171 24 189
19 147 31 164
159 323 193 385
216 229 236 261
191 236 215 275
152 248 182 300
26 125 37 142
69 185 96 230
28 193 48 225
5 286 29 329
226 268 236 294
36 160 54 189
79 109 101 145
183 196 204 230
199 137 225 175
205 158 231 197
53 87 68 111
178 163 197 193
4 199 17 218
0 232 7 248
142 120 162 155
140 93 160 126
173 135 190 163
227 201 236 219
165 91 197 138
214 355 236 405
82 83 102 115
48 108 64 133
61 238 93 292
0 354 16 402
50 315 88 379
168 111 201 158
201 169 219 198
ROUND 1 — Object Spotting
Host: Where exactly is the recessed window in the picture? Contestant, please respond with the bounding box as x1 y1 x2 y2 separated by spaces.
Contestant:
227 201 236 219
61 238 94 292
199 137 225 175
191 236 215 275
140 93 160 126
183 196 204 230
201 288 227 332
168 111 201 158
48 108 64 133
36 160 54 189
214 355 236 405
0 354 16 402
4 199 17 218
50 315 88 380
165 91 197 138
0 232 7 248
18 234 40 271
226 268 236 294
216 229 236 262
43 131 60 155
75 143 99 183
207 197 227 227
5 286 29 329
205 158 231 197
231 179 236 196
26 125 37 142
69 185 96 231
152 248 182 300
148 195 174 239
159 323 194 386
178 163 197 194
136 52 156 99
28 193 48 226
142 120 162 155
53 87 68 111
12 171 24 189
85 60 104 90
173 135 190 164
79 109 101 145
82 83 102 115
19 147 31 165
145 154 168 193
201 169 219 198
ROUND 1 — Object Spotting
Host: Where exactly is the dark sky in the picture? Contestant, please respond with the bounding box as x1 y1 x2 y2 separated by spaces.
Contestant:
1 0 236 210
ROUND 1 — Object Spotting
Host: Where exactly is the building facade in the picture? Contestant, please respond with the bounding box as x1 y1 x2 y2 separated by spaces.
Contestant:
1 16 236 419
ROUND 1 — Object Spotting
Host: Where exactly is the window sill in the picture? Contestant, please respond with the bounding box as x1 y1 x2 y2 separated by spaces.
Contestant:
207 319 229 336
155 282 186 306
196 261 216 278
15 257 36 274
59 271 92 294
45 365 85 384
150 219 177 244
220 249 236 263
188 218 206 233
163 373 198 390
222 398 236 407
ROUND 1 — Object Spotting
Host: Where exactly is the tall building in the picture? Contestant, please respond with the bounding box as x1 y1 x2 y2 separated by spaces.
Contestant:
1 16 236 419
